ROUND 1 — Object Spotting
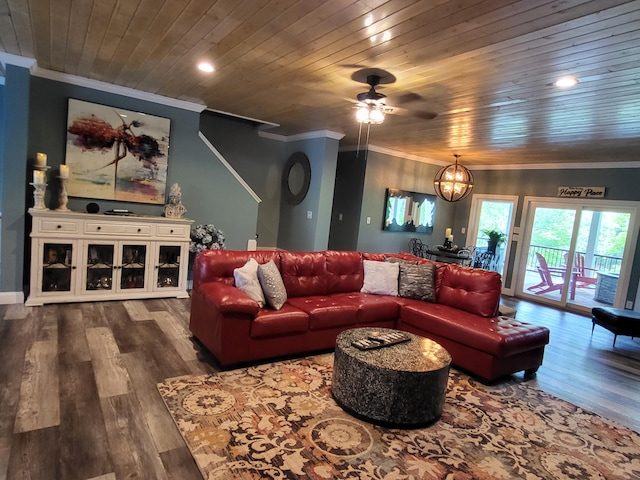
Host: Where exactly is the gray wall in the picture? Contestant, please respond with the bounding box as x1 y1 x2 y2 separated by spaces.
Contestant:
466 167 640 305
1 66 30 293
329 149 458 254
332 147 640 305
277 136 340 252
199 112 287 248
27 76 261 250
0 83 4 203
0 65 345 297
0 66 272 295
3 63 639 305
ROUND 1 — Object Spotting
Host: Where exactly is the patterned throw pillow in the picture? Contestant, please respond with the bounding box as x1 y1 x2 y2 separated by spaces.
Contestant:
233 258 266 307
398 262 437 302
257 260 288 310
360 260 399 296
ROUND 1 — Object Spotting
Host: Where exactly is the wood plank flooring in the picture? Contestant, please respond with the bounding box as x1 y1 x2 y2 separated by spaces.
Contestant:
0 296 639 479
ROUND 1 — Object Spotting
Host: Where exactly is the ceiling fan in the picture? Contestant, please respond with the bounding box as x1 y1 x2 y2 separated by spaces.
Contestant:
351 68 438 123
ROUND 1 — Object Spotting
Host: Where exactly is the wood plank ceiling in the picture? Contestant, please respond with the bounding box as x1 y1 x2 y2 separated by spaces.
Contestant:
1 0 639 166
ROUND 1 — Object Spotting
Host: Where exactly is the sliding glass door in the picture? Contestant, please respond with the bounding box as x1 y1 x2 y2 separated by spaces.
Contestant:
518 198 636 311
466 195 518 291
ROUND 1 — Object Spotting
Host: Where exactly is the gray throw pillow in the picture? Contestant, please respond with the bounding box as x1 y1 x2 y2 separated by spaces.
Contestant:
257 260 287 310
398 262 436 302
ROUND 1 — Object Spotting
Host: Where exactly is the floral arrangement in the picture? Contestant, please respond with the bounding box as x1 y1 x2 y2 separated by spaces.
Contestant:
190 224 226 253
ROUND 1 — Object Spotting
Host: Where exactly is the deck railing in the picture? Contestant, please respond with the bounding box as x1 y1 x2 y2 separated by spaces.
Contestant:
526 245 622 274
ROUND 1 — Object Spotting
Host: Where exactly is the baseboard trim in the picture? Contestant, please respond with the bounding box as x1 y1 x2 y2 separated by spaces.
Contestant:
0 291 25 305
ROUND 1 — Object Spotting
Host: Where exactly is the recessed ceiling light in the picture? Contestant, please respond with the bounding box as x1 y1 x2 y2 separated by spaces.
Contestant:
198 62 215 73
555 76 578 88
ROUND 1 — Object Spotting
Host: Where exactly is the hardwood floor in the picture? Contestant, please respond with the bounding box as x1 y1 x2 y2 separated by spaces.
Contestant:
1 296 639 479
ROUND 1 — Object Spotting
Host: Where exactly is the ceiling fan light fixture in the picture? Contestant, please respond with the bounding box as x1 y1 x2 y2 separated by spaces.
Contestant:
356 103 385 124
434 155 474 202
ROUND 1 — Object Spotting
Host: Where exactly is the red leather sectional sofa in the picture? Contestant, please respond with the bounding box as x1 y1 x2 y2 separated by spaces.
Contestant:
189 249 549 382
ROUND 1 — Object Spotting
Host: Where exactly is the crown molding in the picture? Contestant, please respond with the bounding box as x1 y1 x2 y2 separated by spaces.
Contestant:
259 129 345 142
469 161 640 170
30 65 207 112
365 145 444 165
343 144 640 170
0 52 37 69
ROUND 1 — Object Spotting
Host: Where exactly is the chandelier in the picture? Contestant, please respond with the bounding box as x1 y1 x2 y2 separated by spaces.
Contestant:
433 154 474 202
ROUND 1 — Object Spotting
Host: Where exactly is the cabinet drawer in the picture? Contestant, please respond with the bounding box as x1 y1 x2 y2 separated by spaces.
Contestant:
85 222 152 236
37 219 79 234
157 225 189 238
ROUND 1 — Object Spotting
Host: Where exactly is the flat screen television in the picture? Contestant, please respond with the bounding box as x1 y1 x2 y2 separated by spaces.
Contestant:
383 188 436 233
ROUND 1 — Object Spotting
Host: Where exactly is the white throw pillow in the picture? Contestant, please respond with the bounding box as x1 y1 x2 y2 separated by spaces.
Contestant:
360 260 399 296
234 258 266 307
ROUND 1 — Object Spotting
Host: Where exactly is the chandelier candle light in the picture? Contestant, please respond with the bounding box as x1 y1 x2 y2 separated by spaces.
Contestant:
434 154 474 202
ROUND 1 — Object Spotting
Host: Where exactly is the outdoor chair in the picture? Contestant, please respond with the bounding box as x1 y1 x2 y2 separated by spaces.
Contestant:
573 253 598 289
528 252 565 295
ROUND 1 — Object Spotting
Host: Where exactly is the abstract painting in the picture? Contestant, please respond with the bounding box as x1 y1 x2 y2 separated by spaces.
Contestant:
65 99 171 204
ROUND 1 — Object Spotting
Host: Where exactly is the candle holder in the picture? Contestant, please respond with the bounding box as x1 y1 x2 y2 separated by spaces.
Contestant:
443 238 452 249
57 176 70 211
30 182 48 211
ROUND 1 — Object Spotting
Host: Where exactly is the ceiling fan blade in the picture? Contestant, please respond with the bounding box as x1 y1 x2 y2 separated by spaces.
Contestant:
412 110 438 120
392 92 424 105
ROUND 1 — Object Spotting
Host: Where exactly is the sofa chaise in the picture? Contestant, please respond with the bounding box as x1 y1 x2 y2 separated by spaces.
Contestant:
189 249 549 382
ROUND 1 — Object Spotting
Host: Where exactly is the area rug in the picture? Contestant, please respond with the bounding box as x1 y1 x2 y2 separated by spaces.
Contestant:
157 354 640 479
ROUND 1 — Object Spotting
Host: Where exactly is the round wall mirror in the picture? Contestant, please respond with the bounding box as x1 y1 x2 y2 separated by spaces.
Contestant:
282 152 311 205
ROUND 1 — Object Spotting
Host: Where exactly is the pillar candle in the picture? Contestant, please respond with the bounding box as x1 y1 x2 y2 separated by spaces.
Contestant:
60 164 70 178
448 234 454 242
445 228 452 238
33 170 45 184
36 152 47 167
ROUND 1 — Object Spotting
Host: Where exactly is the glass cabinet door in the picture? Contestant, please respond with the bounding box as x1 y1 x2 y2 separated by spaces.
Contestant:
121 244 147 290
41 242 74 292
85 243 115 291
156 245 181 288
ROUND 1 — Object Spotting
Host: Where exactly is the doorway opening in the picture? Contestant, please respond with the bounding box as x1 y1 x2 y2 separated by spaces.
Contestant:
467 195 517 292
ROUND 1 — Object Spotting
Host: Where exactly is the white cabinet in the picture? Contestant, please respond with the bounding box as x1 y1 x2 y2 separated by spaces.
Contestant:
26 209 192 306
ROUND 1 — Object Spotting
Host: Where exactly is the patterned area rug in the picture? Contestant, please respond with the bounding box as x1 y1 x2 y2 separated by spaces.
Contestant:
158 354 640 479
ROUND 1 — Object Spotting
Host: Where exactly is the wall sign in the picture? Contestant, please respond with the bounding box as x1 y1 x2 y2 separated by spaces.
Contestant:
557 187 605 198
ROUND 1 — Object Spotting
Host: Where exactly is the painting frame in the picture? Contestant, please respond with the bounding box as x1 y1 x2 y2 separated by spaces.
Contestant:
65 98 171 205
383 187 436 233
